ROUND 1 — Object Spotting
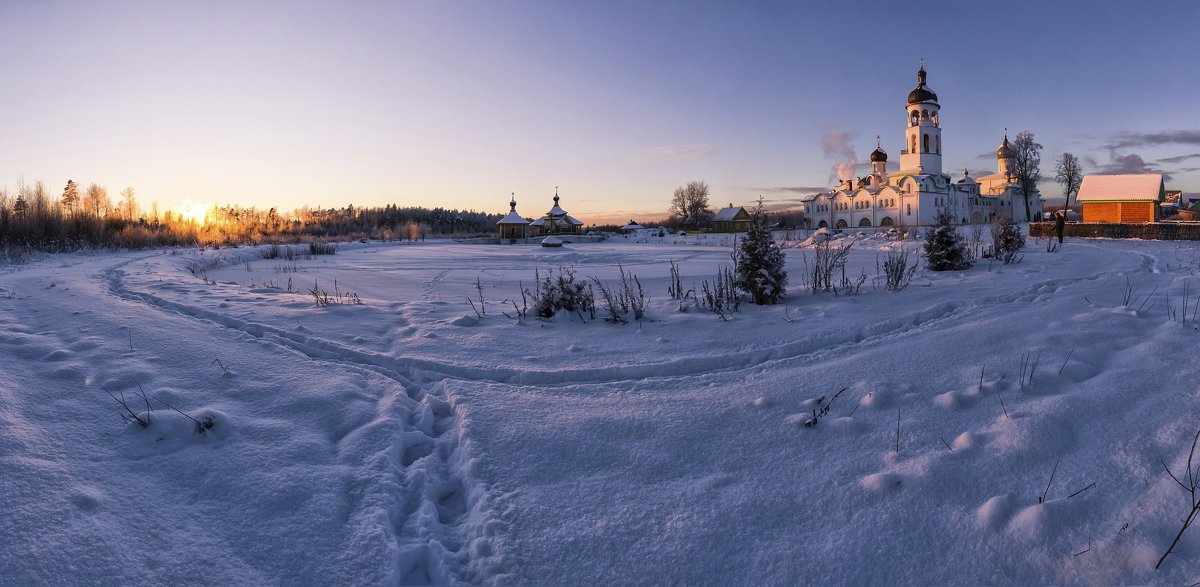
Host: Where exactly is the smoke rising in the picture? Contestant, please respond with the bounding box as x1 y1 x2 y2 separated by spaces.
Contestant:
823 131 858 182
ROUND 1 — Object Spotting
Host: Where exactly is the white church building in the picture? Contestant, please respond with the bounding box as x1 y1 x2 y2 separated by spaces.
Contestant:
802 65 1043 229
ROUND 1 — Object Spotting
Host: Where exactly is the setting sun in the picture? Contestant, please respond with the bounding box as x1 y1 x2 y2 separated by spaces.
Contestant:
178 200 210 225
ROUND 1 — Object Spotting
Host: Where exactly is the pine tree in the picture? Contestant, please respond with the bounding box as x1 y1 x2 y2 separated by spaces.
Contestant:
923 209 973 271
736 198 787 304
61 180 79 215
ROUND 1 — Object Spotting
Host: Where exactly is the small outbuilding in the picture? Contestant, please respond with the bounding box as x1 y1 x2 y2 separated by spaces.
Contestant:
712 204 752 232
1077 174 1165 223
621 220 642 233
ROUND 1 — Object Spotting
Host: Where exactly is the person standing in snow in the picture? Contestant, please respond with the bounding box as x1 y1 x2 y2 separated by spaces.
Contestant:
1054 211 1066 244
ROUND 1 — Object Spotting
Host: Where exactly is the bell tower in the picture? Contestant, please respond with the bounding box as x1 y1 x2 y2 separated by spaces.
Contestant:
900 60 942 175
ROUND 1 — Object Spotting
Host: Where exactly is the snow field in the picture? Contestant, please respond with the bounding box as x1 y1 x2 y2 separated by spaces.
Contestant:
3 234 1200 584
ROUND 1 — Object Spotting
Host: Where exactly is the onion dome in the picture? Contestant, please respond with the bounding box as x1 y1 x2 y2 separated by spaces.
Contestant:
907 65 938 105
869 135 887 162
997 132 1014 159
498 193 528 225
547 188 567 217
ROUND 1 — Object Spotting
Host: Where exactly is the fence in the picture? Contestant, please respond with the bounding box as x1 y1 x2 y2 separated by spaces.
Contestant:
1030 222 1200 240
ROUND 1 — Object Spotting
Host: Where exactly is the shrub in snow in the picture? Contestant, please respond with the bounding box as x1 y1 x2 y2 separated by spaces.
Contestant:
309 279 363 307
667 260 689 302
802 240 852 293
1157 427 1200 570
102 384 152 428
526 267 595 319
923 210 973 272
590 264 646 324
735 200 787 305
701 265 740 320
875 247 918 292
308 242 337 256
991 219 1025 265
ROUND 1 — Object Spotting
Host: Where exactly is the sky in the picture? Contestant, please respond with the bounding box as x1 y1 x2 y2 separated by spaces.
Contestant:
0 0 1197 225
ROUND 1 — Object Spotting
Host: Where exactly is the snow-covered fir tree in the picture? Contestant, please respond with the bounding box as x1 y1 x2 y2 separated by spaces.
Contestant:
736 199 787 304
923 209 973 271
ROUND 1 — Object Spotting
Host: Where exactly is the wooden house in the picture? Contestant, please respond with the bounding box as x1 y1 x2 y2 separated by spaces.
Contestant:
712 205 752 232
1077 174 1165 223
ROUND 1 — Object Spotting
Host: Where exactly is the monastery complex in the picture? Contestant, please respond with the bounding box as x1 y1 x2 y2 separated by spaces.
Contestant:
802 64 1043 229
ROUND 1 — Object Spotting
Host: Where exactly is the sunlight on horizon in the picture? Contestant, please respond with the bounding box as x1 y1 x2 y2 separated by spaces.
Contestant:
178 200 211 225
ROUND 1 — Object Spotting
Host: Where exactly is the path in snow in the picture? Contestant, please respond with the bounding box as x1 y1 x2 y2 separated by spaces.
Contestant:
0 251 505 585
6 237 1200 585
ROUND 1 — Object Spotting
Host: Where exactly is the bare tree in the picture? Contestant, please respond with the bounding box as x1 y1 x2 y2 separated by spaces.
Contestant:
84 183 110 218
1007 130 1043 222
32 180 50 216
1054 153 1083 214
670 181 712 225
120 186 138 221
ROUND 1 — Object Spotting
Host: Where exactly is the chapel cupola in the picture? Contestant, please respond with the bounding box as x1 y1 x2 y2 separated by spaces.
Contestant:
869 135 888 177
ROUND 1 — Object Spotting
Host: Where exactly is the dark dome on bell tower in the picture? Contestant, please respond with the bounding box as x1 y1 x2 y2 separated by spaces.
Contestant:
907 64 939 105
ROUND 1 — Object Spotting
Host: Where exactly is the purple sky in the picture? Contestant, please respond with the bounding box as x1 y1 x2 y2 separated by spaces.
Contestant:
1 0 1197 224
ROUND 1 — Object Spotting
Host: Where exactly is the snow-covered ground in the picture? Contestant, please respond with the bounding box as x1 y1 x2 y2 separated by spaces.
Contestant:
3 233 1200 585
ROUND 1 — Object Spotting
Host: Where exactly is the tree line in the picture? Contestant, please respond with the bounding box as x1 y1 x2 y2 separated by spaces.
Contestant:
0 178 505 257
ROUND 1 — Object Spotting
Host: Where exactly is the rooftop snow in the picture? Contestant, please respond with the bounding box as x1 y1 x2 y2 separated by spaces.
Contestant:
1077 174 1165 202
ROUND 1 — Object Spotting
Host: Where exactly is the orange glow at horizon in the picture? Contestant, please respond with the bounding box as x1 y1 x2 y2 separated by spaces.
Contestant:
178 200 211 225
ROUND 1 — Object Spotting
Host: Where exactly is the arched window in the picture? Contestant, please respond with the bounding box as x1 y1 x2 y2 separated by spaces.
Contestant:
936 135 940 154
907 204 912 216
932 112 939 125
859 218 872 227
923 134 930 153
836 219 848 229
922 109 929 120
911 110 919 126
880 217 894 226
910 135 917 154
818 220 828 229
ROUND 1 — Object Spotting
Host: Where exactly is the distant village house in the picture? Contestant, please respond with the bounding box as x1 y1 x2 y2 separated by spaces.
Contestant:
712 205 752 232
